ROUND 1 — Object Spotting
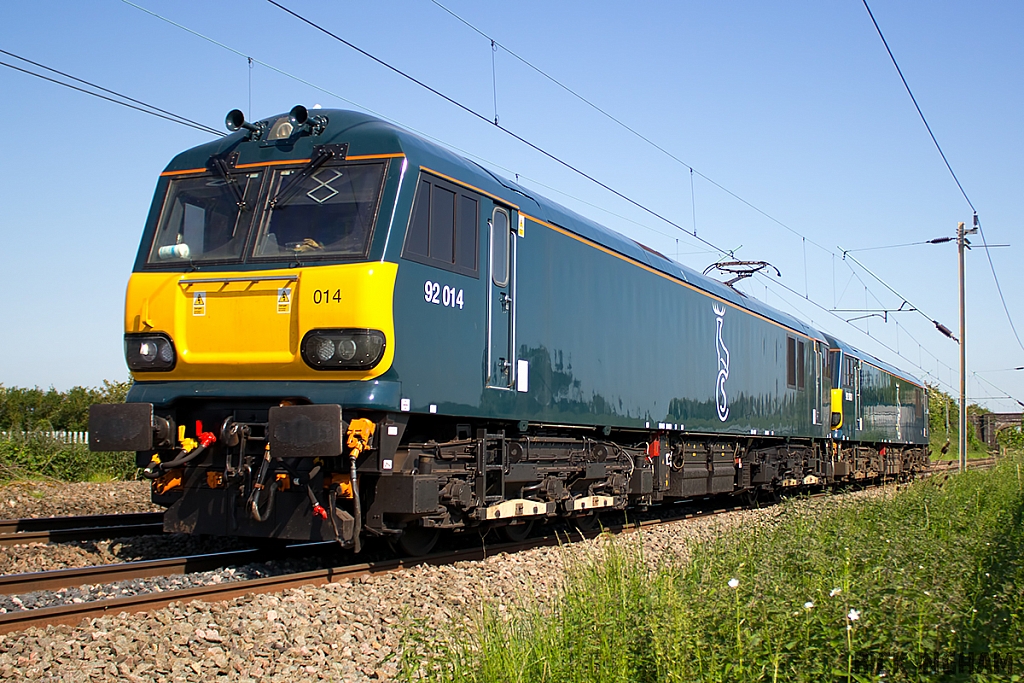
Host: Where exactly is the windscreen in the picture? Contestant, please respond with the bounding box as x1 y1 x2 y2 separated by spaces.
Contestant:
146 172 262 265
253 162 386 260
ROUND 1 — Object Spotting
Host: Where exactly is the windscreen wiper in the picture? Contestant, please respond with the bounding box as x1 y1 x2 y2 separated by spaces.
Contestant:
268 143 348 209
208 153 247 210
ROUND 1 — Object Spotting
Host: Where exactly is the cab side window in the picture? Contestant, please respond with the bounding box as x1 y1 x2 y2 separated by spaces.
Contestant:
402 174 479 277
786 337 805 390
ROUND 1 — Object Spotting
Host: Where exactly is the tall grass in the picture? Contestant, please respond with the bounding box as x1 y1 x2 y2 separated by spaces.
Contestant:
402 457 1024 682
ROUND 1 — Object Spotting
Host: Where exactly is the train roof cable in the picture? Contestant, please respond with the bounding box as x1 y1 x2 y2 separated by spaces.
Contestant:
0 55 223 137
862 0 1024 355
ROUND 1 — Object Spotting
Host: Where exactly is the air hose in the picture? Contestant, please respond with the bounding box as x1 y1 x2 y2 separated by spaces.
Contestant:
141 445 208 479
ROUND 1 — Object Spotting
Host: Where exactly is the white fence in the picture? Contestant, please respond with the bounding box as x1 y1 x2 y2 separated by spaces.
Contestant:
0 431 90 444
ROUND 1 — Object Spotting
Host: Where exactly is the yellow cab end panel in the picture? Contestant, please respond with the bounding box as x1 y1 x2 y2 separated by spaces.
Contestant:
830 388 844 430
125 262 397 382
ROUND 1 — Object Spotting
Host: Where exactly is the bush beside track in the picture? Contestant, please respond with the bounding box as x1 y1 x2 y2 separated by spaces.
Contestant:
402 455 1024 682
0 381 134 483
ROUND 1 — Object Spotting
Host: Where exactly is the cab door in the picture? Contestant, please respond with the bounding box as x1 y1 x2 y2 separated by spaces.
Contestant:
486 206 516 389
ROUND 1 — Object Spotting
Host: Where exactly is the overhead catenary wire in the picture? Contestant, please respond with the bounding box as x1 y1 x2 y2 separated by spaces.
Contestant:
265 0 736 261
122 1 979 402
0 52 223 137
264 0 975 400
125 0 951 371
751 269 960 397
861 0 1024 356
428 0 837 256
425 0 974 373
120 0 695 251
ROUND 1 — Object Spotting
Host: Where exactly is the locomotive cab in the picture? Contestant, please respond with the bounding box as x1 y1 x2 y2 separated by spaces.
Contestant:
91 107 415 548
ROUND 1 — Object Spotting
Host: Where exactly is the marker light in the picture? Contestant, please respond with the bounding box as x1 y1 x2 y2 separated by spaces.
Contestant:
301 329 385 371
125 334 176 372
314 338 335 362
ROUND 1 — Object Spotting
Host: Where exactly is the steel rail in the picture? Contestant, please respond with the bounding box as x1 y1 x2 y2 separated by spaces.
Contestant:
0 548 271 596
0 503 748 635
0 512 164 547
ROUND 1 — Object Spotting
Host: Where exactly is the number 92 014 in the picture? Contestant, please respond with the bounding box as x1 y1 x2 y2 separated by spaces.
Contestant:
424 280 464 309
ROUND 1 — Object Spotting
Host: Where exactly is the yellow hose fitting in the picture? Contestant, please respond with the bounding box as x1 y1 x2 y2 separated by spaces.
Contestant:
346 418 376 459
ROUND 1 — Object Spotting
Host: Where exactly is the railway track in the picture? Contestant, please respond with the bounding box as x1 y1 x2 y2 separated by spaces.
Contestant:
0 502 748 635
0 459 1000 635
0 512 164 547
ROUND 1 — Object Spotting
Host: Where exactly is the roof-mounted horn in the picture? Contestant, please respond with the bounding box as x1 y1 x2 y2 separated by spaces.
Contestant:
289 105 329 136
225 109 266 140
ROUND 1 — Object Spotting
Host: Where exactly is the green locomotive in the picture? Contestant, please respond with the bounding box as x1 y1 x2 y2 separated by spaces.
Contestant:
89 106 929 553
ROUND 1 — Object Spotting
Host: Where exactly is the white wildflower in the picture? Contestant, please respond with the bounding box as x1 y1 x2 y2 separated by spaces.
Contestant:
848 608 861 621
830 588 842 597
728 578 739 589
804 601 814 610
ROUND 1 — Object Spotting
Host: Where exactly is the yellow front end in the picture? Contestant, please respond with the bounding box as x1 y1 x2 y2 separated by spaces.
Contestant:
125 262 397 381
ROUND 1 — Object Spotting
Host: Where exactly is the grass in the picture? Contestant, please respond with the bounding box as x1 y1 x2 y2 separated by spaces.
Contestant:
0 434 136 483
401 455 1024 683
928 434 990 462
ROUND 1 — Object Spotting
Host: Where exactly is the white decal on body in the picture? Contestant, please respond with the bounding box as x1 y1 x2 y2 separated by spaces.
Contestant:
713 304 730 421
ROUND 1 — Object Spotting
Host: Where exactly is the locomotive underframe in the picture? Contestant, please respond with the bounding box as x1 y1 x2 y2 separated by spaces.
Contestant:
92 401 929 549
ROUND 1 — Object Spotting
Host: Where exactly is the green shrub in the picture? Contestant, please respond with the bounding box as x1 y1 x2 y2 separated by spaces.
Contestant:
0 379 130 431
0 433 136 483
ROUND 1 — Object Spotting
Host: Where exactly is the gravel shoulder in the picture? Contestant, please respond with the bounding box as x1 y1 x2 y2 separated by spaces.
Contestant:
0 480 160 520
0 486 897 682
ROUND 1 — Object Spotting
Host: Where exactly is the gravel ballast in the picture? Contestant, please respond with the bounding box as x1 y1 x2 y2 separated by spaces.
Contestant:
0 480 159 520
0 486 897 682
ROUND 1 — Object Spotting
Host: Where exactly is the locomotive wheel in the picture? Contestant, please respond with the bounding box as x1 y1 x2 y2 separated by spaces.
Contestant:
498 520 535 543
572 512 601 533
392 526 439 557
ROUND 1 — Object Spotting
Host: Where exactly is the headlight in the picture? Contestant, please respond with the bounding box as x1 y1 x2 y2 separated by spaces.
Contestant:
301 329 385 370
125 334 176 372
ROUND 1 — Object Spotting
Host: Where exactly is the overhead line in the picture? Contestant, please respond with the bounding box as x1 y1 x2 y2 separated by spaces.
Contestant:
269 0 971 395
0 56 222 137
0 48 222 136
753 270 960 396
861 0 1024 356
125 0 965 397
974 215 1024 353
427 0 835 255
838 249 936 327
427 0 970 372
265 0 736 259
860 0 973 211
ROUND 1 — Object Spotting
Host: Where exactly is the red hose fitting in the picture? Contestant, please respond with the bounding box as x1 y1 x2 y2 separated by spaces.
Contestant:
312 503 327 519
196 420 217 448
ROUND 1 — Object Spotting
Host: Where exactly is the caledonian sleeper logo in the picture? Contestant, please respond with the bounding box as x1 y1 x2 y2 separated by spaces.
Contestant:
713 304 730 421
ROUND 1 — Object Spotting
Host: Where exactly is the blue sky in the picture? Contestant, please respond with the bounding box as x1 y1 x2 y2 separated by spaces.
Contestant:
1 1 1022 409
